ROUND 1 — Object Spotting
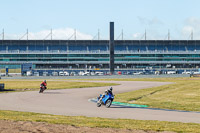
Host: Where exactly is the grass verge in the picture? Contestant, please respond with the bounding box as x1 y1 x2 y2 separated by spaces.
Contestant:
0 110 199 133
113 77 200 112
0 79 118 92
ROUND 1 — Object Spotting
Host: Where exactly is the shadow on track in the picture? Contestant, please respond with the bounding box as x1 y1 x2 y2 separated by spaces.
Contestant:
0 89 15 92
111 106 200 114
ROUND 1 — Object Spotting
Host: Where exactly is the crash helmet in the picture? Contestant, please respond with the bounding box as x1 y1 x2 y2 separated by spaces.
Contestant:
44 80 46 83
109 87 113 91
105 89 108 94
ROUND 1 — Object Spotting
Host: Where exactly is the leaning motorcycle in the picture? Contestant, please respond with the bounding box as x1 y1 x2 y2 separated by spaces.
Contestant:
97 93 114 108
39 85 47 93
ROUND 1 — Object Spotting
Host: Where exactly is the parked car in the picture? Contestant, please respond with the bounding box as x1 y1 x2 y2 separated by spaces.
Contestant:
182 71 192 74
42 72 48 76
117 71 122 75
70 72 77 76
127 72 132 75
95 72 104 76
59 71 64 76
52 72 58 76
33 72 39 76
27 71 32 76
133 72 143 75
90 72 96 76
193 72 200 74
78 71 90 76
167 71 176 74
155 71 160 75
64 71 69 76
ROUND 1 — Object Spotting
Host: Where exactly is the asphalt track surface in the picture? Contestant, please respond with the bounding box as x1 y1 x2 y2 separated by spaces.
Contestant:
0 81 199 124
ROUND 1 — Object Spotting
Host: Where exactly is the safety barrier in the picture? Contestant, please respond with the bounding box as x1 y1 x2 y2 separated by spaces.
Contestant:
0 83 4 90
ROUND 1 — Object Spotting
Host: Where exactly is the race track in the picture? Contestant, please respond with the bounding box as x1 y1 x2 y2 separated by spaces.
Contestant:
0 81 199 124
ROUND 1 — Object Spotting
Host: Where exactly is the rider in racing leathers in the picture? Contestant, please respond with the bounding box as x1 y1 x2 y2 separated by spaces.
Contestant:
98 89 108 102
98 87 113 102
107 87 113 96
40 80 47 92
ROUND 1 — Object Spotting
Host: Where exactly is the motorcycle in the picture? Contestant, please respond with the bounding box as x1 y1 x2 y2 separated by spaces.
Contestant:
97 92 114 108
39 85 47 93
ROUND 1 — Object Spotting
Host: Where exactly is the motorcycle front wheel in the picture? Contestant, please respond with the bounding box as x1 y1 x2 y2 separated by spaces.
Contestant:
105 100 112 108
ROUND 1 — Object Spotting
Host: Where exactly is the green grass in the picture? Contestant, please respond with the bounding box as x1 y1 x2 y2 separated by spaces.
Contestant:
0 78 200 132
0 79 118 92
109 77 200 112
0 69 21 73
0 110 199 133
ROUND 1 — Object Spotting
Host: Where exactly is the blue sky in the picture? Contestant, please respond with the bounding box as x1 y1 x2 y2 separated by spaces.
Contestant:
0 0 200 40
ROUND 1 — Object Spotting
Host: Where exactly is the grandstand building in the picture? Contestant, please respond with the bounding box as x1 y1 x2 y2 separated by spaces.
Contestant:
1 39 200 75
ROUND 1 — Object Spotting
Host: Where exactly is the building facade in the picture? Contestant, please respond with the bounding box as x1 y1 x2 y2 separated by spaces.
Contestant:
0 40 200 75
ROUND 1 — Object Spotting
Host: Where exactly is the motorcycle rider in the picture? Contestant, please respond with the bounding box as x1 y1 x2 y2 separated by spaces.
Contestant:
98 89 108 102
108 87 113 96
39 80 47 93
98 87 113 101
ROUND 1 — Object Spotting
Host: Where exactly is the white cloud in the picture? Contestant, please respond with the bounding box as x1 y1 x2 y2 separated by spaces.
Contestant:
181 17 200 39
2 28 93 40
132 30 169 40
132 33 142 39
135 17 200 40
134 17 168 40
137 16 164 26
182 26 193 35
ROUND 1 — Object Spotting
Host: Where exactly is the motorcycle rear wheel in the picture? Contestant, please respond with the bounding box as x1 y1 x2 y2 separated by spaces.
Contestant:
39 88 44 93
97 101 101 107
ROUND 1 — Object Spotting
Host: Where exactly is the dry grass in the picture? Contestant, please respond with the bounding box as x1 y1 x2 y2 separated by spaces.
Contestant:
113 77 200 112
0 79 118 91
0 110 199 132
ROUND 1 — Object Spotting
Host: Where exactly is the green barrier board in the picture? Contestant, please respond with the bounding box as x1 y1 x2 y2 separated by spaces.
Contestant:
112 101 148 108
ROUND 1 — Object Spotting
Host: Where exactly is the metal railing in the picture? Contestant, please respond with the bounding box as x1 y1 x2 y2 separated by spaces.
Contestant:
1 50 200 54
